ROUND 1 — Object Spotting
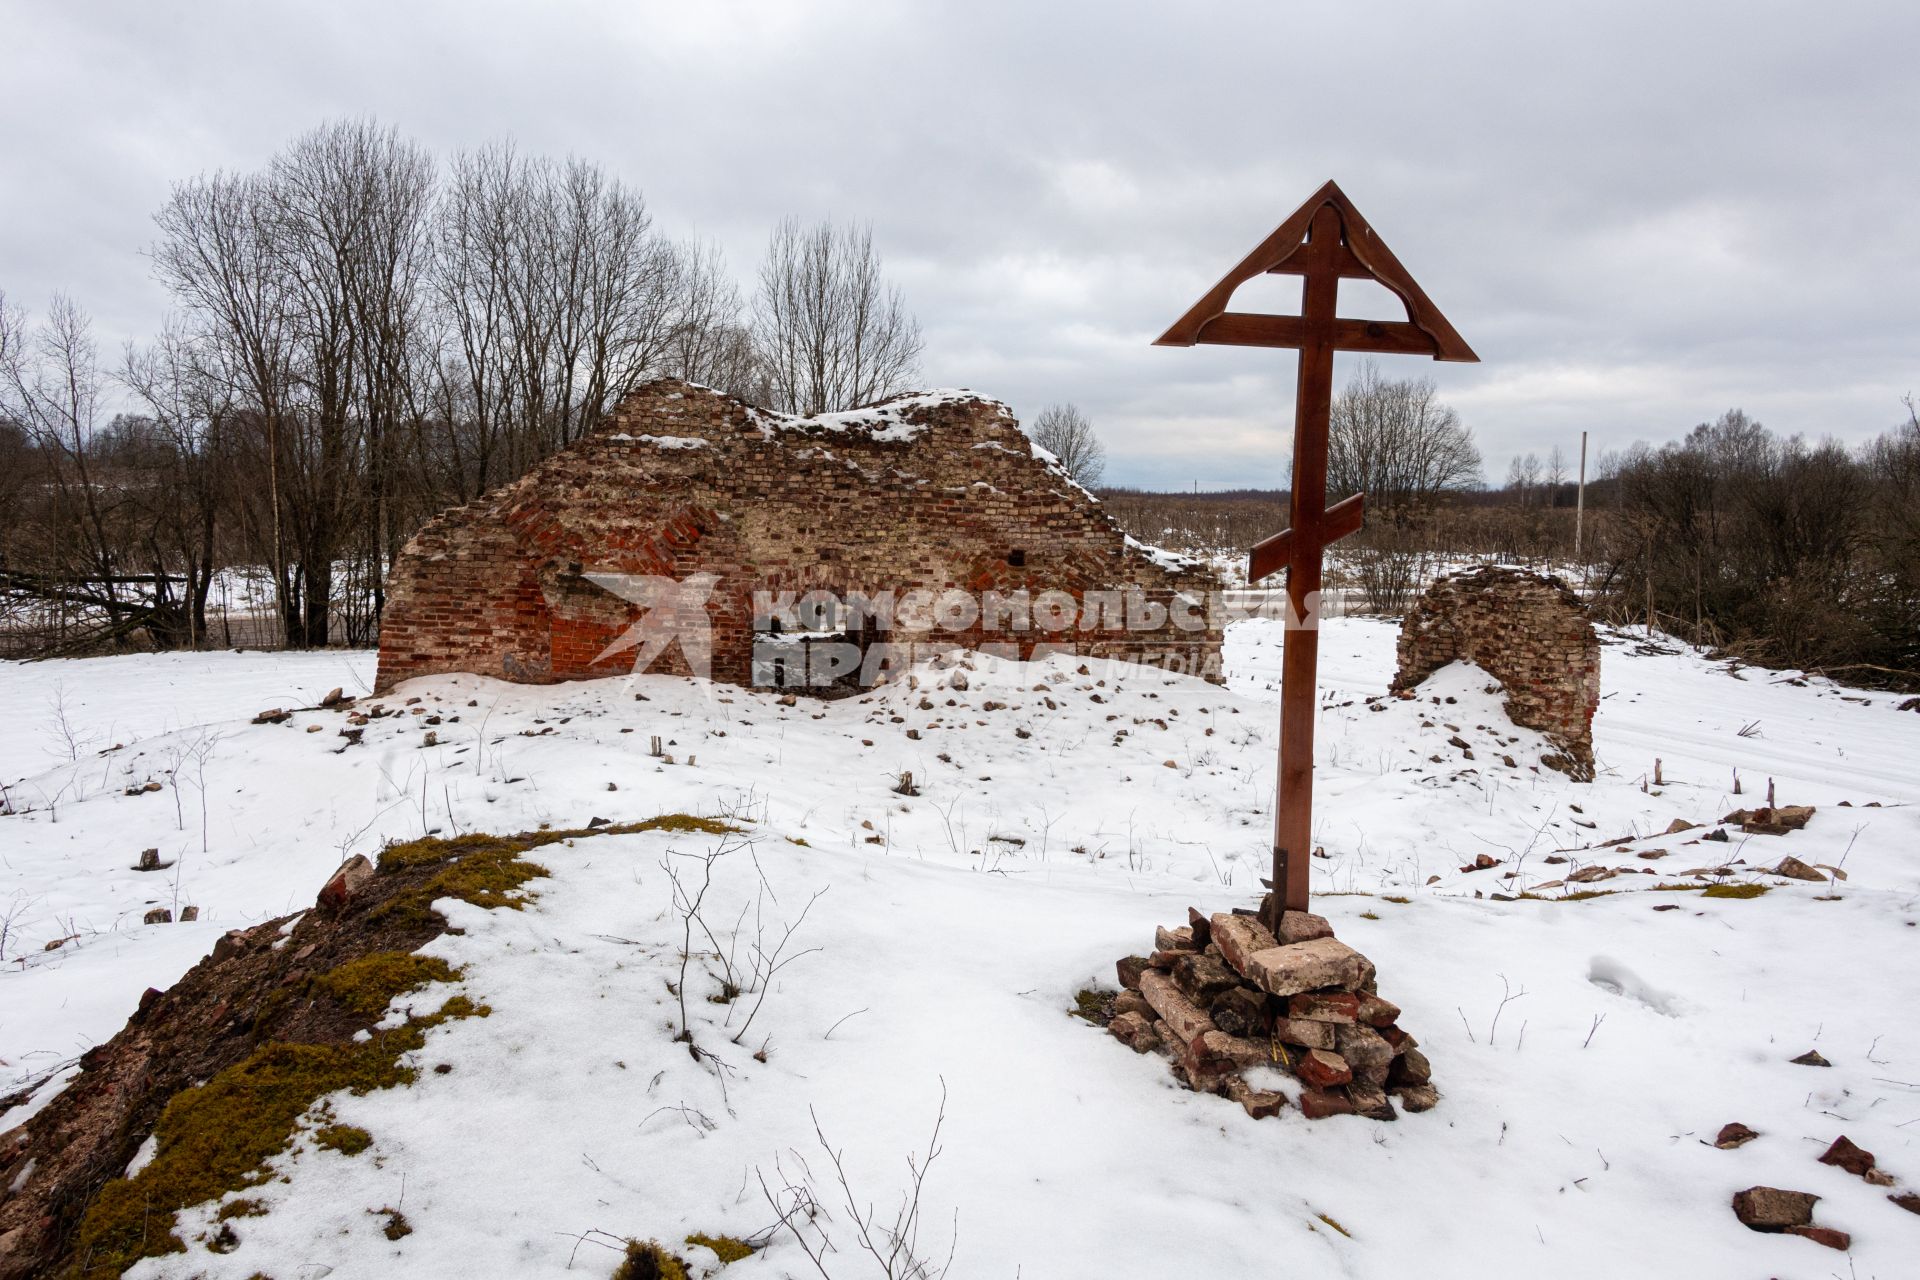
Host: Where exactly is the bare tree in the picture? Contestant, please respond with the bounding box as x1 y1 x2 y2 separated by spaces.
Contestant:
1545 443 1568 496
1027 402 1106 488
660 239 768 403
752 217 922 416
1326 360 1481 513
1506 452 1542 507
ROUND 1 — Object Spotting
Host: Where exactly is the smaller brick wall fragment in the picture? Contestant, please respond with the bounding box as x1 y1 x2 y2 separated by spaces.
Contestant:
1391 566 1600 779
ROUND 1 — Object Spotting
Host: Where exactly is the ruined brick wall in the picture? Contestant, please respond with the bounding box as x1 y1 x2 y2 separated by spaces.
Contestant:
1391 566 1600 778
376 380 1222 693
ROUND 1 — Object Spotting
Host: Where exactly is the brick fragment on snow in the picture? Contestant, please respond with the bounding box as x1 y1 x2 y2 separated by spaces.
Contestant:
1299 1087 1355 1119
1712 1122 1759 1150
1731 1186 1818 1231
1227 1076 1288 1119
1393 1083 1440 1112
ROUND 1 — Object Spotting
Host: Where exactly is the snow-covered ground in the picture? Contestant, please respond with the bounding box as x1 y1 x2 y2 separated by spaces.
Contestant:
2 621 1917 1278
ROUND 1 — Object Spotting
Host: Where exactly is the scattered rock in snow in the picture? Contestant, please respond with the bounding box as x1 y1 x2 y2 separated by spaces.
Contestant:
1731 1185 1818 1231
142 908 171 925
1818 1135 1888 1182
316 855 375 914
1226 1077 1288 1119
132 848 168 873
1713 1122 1759 1150
1790 1049 1832 1067
1772 856 1826 882
1725 804 1814 835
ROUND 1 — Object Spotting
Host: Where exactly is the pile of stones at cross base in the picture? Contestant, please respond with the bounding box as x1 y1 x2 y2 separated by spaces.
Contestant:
1104 903 1433 1122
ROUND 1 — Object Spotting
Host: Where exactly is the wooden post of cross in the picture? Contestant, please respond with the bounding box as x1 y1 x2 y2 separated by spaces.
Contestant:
1156 181 1477 932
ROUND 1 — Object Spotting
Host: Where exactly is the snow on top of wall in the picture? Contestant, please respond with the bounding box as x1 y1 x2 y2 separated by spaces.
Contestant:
607 433 709 450
1124 533 1208 575
747 389 1005 445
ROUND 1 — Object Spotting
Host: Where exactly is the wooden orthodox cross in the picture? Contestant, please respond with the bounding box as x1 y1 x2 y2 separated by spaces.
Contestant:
1156 181 1477 929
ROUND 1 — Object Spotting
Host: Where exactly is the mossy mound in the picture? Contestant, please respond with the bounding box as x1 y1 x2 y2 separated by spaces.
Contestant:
310 952 460 1017
1703 882 1770 899
1070 988 1115 1025
686 1232 755 1263
613 1239 688 1280
68 1032 425 1275
312 1124 372 1156
15 817 739 1279
371 815 741 926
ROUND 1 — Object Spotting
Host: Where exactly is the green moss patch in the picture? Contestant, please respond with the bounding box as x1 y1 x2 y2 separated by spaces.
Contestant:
614 1239 688 1280
312 1124 371 1156
371 816 740 927
686 1233 755 1263
310 952 460 1017
1517 889 1617 902
1703 882 1770 899
69 1034 424 1276
69 927 495 1275
1070 988 1115 1026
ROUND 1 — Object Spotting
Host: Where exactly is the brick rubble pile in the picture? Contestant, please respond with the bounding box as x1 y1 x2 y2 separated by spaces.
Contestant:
1107 906 1434 1121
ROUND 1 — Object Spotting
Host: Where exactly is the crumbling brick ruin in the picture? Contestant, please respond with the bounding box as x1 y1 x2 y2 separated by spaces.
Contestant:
1392 565 1600 778
1103 905 1435 1122
375 380 1222 694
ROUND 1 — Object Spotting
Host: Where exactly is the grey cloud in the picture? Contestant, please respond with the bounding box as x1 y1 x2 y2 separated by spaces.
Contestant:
2 0 1914 489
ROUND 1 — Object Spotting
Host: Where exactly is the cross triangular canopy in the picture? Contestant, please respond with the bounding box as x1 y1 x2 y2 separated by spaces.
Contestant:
1154 180 1478 363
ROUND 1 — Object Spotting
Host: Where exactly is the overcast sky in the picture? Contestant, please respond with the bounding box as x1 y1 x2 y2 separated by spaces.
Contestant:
2 0 1914 489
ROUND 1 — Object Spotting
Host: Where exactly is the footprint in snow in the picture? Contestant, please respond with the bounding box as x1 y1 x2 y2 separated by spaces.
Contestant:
1587 955 1684 1016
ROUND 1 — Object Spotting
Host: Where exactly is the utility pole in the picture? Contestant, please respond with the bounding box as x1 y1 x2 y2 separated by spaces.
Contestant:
1574 430 1588 583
